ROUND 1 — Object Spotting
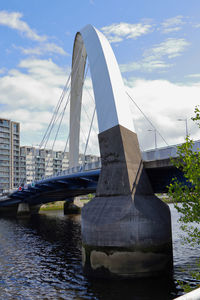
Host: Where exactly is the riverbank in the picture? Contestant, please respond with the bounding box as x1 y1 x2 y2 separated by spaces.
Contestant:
40 198 90 211
156 193 173 204
39 194 173 211
40 201 64 211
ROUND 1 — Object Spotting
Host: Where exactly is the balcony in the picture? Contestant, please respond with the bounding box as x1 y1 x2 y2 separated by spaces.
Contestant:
0 172 9 177
0 138 10 143
0 121 9 127
36 166 45 169
0 179 9 183
0 146 10 151
0 150 10 155
0 127 10 133
0 167 9 171
0 133 9 138
0 163 10 167
0 157 9 161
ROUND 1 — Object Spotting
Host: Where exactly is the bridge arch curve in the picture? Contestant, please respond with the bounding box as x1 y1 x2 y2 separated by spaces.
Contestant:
69 24 135 167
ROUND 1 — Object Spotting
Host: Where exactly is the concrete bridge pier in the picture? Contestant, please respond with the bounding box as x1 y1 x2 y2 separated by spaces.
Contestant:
17 203 40 217
81 125 173 278
64 197 81 215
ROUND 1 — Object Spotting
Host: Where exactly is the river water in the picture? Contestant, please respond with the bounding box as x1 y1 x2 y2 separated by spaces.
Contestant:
0 204 199 300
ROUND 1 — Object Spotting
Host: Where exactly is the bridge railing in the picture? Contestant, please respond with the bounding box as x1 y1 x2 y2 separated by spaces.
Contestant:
43 160 102 180
142 145 178 162
38 140 200 182
142 140 200 162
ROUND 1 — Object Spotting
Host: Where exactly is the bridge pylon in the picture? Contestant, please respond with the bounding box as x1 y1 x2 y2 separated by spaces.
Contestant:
82 125 173 278
71 25 173 278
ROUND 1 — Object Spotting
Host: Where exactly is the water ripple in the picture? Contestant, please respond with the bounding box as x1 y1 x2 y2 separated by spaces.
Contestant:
0 205 199 299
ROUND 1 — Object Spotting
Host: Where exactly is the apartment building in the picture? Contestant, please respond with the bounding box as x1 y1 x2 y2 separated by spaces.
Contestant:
19 146 99 184
0 118 20 192
20 147 70 184
0 117 100 191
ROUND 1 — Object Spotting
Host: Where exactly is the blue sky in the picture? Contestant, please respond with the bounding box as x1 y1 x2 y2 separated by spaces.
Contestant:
0 0 200 153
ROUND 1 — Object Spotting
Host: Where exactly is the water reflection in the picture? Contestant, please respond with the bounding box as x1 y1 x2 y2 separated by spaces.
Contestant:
0 205 199 299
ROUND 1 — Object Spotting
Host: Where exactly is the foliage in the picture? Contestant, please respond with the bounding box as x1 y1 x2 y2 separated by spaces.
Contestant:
168 106 200 245
168 106 200 292
168 138 200 244
40 201 64 211
87 193 94 200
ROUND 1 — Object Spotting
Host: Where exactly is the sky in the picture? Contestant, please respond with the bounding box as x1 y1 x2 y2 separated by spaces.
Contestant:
0 0 200 155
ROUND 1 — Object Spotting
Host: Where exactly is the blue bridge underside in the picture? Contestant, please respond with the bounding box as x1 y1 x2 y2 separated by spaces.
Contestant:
0 166 185 208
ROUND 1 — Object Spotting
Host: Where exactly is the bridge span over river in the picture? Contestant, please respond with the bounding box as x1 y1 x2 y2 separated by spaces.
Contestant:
1 24 198 281
1 141 200 208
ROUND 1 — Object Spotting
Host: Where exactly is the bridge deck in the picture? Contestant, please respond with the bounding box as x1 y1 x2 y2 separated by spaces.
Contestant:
2 141 199 208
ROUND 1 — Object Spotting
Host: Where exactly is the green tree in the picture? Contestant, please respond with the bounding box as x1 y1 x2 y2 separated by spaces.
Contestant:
168 106 200 292
168 106 200 245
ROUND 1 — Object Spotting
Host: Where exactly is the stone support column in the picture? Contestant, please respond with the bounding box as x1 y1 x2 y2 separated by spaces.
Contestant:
81 125 173 278
17 203 30 217
17 203 40 217
64 197 81 215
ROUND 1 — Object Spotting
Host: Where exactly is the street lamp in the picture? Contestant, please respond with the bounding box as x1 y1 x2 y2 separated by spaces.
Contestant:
177 118 188 138
148 129 157 149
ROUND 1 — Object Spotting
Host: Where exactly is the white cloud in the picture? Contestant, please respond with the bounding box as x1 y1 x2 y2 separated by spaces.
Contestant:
144 38 190 59
0 58 68 115
161 16 185 33
0 11 69 58
120 60 172 73
0 58 98 153
120 38 189 73
126 78 200 149
0 10 46 41
1 56 199 154
193 24 200 28
101 22 152 43
20 43 68 56
163 26 182 34
187 73 200 78
0 68 6 74
1 109 51 131
18 58 68 87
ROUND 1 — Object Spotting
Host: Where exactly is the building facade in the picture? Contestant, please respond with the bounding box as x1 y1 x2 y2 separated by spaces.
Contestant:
0 117 100 191
0 118 20 192
19 146 99 185
20 147 70 184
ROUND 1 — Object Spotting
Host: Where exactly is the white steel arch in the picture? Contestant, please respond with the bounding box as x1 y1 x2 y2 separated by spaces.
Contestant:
69 24 135 167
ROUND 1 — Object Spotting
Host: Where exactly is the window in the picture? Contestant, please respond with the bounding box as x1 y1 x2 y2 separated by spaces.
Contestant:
13 123 19 133
0 120 9 127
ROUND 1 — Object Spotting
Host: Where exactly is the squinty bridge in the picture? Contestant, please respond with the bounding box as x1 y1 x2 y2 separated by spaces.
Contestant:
0 24 197 280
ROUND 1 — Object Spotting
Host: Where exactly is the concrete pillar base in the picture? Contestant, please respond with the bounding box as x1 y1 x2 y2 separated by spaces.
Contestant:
64 198 81 215
30 204 41 215
17 203 31 217
16 203 41 217
81 125 173 278
82 194 172 278
0 203 40 217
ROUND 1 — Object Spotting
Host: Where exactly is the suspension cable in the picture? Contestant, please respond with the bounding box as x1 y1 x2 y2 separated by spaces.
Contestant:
82 106 96 162
50 47 89 173
46 48 86 171
39 75 71 148
64 56 89 162
40 45 83 149
20 42 84 184
126 91 170 147
81 82 98 135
